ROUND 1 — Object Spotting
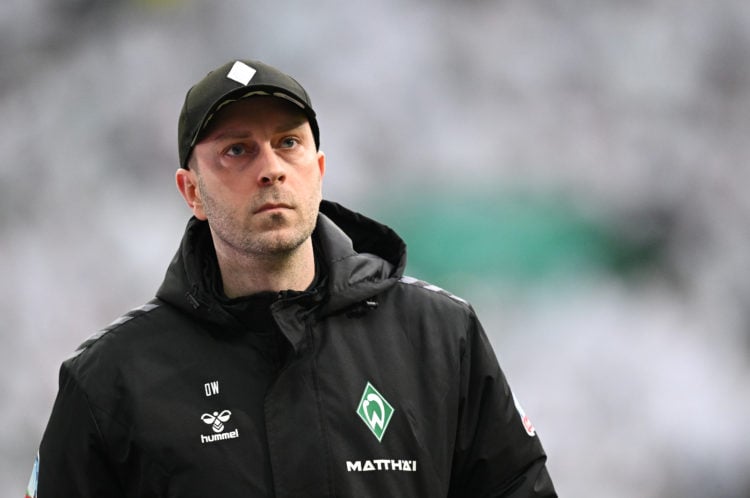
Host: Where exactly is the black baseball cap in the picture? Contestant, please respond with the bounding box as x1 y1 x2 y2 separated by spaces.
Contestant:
177 59 319 169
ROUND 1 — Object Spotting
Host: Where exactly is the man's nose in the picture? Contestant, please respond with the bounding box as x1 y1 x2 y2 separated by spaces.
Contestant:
257 145 286 186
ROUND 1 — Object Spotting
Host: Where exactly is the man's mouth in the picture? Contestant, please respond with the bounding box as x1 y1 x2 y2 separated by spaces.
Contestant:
254 202 293 214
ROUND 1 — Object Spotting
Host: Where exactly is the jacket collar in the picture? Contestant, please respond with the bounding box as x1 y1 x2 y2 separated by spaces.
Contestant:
155 200 407 332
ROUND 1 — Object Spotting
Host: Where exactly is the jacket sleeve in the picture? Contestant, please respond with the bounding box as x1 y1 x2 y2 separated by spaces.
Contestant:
34 361 123 498
448 311 557 498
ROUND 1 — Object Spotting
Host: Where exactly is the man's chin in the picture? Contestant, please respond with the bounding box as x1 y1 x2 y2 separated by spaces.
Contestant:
248 229 311 256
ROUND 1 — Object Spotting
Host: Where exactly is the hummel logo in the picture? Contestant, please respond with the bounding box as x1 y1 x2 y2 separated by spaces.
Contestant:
356 382 394 442
201 410 232 433
200 409 239 444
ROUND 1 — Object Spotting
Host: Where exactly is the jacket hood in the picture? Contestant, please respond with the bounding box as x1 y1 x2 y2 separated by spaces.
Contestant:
155 200 407 328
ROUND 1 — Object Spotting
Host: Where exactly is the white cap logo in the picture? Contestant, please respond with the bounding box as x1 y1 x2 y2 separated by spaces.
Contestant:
226 61 256 85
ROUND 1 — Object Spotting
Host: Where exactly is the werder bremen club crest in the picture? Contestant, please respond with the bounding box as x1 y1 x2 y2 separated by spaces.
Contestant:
356 382 395 442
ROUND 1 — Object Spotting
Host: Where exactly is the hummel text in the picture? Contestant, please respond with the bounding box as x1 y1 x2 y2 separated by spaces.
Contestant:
200 429 239 444
346 459 418 472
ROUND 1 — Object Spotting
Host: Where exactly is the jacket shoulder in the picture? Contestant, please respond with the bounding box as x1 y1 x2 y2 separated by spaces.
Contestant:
66 300 165 363
60 299 175 387
55 299 181 420
397 276 471 308
389 275 478 338
71 300 162 357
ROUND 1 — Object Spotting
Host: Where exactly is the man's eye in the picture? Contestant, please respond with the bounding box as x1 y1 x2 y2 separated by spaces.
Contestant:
226 144 247 156
280 137 299 149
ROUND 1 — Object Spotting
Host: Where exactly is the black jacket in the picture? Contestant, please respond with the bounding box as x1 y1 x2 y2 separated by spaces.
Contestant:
33 201 556 497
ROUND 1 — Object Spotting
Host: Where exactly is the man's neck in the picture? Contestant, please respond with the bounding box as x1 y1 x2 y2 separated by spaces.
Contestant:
213 238 316 299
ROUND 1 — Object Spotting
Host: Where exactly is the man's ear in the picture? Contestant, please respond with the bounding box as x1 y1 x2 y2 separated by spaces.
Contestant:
317 150 326 178
175 168 207 220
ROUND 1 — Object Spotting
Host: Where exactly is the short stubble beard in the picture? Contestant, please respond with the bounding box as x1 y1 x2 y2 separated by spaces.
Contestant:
196 174 319 259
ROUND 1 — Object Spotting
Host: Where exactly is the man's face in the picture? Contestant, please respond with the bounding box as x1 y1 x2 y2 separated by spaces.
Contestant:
182 96 325 258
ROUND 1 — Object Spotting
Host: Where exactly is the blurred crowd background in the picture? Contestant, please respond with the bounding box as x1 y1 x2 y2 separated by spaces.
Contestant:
2 0 750 496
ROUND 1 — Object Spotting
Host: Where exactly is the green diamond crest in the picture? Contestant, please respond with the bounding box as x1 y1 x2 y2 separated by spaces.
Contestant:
356 382 394 442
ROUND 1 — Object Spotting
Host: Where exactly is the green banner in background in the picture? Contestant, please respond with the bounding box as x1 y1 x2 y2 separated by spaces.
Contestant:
371 189 669 291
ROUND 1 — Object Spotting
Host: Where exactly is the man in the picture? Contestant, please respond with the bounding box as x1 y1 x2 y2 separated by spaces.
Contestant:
28 59 557 497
